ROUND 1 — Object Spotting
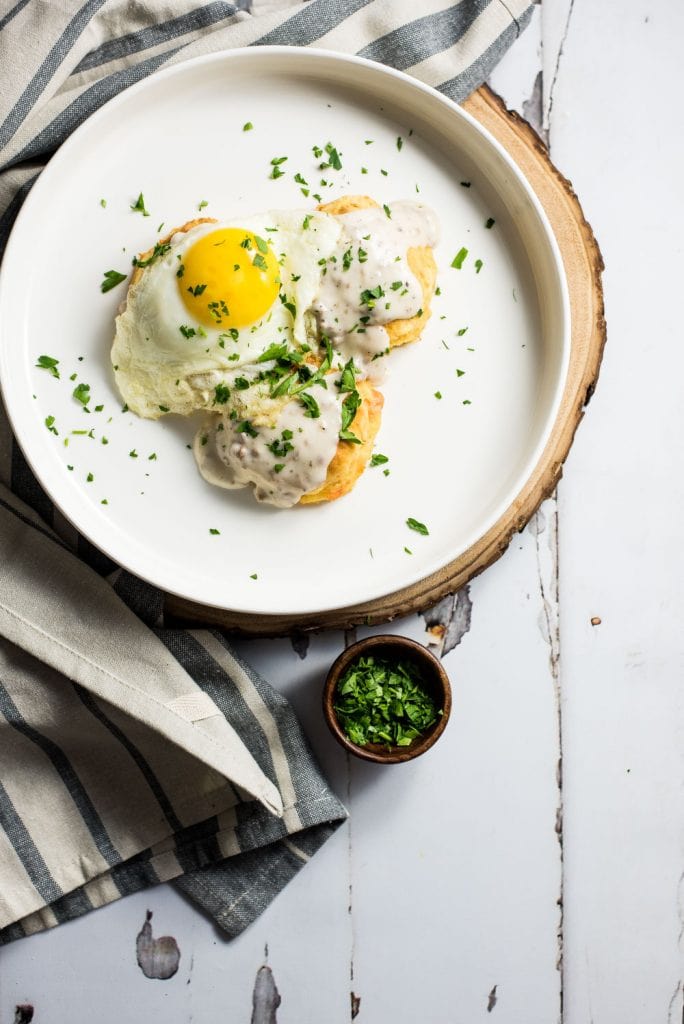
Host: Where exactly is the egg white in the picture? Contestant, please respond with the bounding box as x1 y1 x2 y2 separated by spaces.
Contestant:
111 210 342 418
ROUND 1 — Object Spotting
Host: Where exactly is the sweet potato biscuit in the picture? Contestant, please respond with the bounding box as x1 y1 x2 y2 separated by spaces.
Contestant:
300 380 384 504
317 195 437 348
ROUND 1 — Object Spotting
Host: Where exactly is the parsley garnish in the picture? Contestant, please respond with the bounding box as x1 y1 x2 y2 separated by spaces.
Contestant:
254 235 269 254
100 269 127 293
209 528 220 535
198 199 209 211
406 517 429 535
451 248 468 269
485 217 495 229
243 122 253 131
44 415 58 435
360 285 384 309
179 325 196 339
302 214 312 230
236 420 258 437
460 180 471 188
100 198 107 208
270 156 288 179
333 655 440 749
252 253 268 271
129 449 138 458
370 453 388 467
132 241 171 269
72 382 90 407
130 192 150 216
396 136 403 151
383 203 392 219
187 283 206 297
214 383 230 404
474 259 483 273
300 392 320 418
36 355 60 378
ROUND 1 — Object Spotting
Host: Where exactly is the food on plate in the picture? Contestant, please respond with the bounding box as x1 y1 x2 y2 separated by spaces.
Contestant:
316 195 438 353
110 195 438 507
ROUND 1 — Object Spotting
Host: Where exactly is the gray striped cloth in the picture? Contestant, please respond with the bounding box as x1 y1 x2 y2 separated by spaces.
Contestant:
0 0 533 943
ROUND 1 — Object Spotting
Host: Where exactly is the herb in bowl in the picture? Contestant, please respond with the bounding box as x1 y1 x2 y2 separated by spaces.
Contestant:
333 655 441 750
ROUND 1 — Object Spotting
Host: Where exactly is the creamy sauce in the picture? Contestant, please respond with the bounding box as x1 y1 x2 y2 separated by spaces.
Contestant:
194 381 343 508
313 201 439 371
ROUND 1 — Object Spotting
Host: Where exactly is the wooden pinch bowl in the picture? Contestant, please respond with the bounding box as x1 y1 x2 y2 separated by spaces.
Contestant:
323 635 452 764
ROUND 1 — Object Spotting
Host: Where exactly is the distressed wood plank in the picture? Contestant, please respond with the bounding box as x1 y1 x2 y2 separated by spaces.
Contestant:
548 1 684 1021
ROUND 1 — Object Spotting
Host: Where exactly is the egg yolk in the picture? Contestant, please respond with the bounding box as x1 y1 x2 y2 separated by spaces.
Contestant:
179 228 280 328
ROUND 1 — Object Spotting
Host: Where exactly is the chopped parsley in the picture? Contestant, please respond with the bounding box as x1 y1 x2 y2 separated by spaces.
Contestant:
44 415 58 435
456 368 465 377
130 192 150 216
485 217 495 229
236 420 258 438
333 655 441 749
209 528 220 535
252 253 268 271
360 285 384 309
100 269 127 293
457 327 468 336
86 472 94 483
434 391 442 399
129 449 138 458
243 121 253 131
270 156 288 179
451 248 468 270
72 382 91 407
36 355 60 378
198 199 209 211
187 283 206 297
370 453 388 467
474 259 483 273
383 203 392 219
100 198 107 208
460 180 471 188
132 241 171 268
299 392 320 418
406 517 429 536
396 136 403 151
179 325 196 339
214 383 230 404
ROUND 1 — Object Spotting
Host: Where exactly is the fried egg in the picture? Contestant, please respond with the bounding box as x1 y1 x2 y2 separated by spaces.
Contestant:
111 210 342 418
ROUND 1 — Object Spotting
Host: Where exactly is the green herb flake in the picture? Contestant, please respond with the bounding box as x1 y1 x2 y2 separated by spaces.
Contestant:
485 217 495 229
460 180 471 188
72 382 91 407
198 199 209 211
100 269 127 293
252 253 268 270
36 355 60 378
474 259 483 274
383 203 392 219
129 449 138 458
396 136 403 151
214 383 230 404
456 368 465 377
243 121 253 131
300 392 320 419
86 472 94 482
100 198 107 208
209 528 220 535
457 327 468 336
44 415 58 435
130 192 150 216
406 517 429 536
250 573 258 580
462 399 472 405
434 391 442 400
370 453 389 467
333 654 441 750
451 247 468 270
404 547 412 555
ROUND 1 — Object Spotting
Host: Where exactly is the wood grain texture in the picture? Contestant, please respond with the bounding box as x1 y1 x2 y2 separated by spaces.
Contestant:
165 84 606 636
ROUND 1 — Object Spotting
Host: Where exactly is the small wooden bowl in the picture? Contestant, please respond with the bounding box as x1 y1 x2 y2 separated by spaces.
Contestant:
323 635 452 764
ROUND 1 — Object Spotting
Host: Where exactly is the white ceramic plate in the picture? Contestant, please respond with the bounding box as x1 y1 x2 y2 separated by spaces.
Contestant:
0 47 569 615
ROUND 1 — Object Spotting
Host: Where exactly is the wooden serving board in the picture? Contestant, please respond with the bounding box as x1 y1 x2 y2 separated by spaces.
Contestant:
165 85 606 636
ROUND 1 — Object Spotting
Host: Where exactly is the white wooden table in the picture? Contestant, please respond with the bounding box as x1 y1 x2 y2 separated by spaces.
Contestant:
2 2 683 1021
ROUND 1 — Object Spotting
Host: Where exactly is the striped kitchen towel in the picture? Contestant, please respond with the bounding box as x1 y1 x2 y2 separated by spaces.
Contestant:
0 0 533 943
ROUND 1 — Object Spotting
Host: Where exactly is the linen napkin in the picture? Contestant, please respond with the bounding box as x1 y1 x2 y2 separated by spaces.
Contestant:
0 0 533 944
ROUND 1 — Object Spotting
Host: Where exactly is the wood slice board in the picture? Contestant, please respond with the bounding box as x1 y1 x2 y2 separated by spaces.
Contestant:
165 85 606 636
